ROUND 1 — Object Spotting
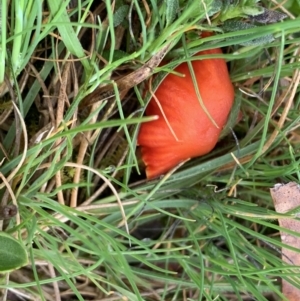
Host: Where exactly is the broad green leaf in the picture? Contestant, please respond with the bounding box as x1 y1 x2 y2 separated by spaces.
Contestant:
113 5 129 27
165 0 179 26
222 20 274 46
0 232 28 272
208 0 223 16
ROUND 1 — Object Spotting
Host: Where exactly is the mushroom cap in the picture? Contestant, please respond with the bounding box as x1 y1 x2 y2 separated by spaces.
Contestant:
138 46 235 179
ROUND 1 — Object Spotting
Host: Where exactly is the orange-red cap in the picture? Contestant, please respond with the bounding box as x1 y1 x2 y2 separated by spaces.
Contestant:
138 33 234 179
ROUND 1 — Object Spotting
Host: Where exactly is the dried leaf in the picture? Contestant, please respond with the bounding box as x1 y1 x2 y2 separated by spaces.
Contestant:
250 8 287 24
270 182 300 301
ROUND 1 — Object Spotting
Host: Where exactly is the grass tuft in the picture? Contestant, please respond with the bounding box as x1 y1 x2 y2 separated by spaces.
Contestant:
0 0 300 300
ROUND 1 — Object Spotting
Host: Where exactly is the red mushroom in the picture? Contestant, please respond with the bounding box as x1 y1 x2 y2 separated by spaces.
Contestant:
137 33 235 179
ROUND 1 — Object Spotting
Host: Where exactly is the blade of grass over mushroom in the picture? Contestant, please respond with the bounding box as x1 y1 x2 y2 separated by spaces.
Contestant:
182 35 218 128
